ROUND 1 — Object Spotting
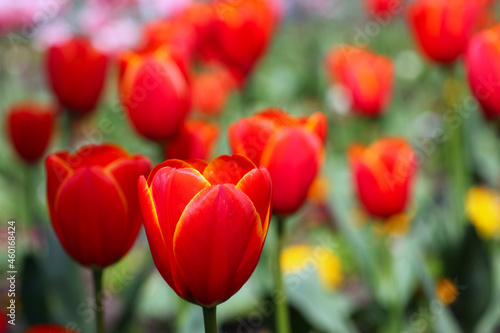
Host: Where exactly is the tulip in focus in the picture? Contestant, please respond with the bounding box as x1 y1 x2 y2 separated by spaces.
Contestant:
229 108 327 216
119 47 191 142
164 120 220 160
25 325 79 333
325 46 393 117
46 144 151 268
6 103 55 164
139 155 272 307
208 0 275 85
407 0 479 64
349 138 417 219
466 25 500 120
46 37 108 116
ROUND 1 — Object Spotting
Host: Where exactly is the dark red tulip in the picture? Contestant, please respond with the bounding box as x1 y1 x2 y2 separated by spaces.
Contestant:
229 109 327 215
466 25 500 120
6 102 55 164
25 325 78 333
46 144 151 268
119 47 191 141
164 119 220 160
46 37 108 116
407 0 479 64
349 138 417 218
207 0 275 86
325 45 393 117
139 155 272 307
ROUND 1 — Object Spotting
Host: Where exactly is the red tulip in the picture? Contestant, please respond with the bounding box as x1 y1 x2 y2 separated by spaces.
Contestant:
325 45 393 117
119 47 191 141
164 119 220 160
192 67 235 116
407 0 479 64
349 138 417 218
6 103 55 164
466 25 500 120
229 109 327 215
46 37 108 116
175 2 216 58
138 155 272 306
207 0 275 86
365 0 403 18
45 144 151 268
25 325 78 333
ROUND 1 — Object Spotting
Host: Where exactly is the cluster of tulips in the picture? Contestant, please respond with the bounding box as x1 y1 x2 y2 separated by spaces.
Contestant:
4 0 500 332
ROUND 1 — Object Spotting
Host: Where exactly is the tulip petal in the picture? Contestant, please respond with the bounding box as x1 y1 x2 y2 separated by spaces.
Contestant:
203 154 256 185
173 184 262 306
149 167 210 299
147 159 194 185
54 167 128 268
184 158 208 174
228 117 275 165
236 167 272 233
304 112 328 144
45 153 73 235
260 127 321 215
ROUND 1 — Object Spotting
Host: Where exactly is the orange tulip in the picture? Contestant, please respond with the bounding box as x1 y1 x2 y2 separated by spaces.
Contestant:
46 144 151 268
138 155 272 306
46 37 108 116
25 325 78 333
229 109 327 215
325 46 393 117
466 25 500 120
119 47 191 141
407 0 479 64
164 119 220 160
6 102 55 164
192 67 235 116
349 138 417 218
207 0 275 85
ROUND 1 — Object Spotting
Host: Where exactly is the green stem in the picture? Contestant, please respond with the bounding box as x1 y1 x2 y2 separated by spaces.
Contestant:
93 269 106 333
62 111 76 149
24 164 39 227
275 217 291 333
202 306 217 333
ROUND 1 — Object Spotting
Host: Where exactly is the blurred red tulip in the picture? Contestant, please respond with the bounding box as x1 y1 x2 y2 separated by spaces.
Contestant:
46 37 108 116
164 119 220 160
6 103 55 164
25 325 78 333
466 25 500 120
46 144 151 268
325 46 393 117
407 0 479 64
229 109 327 215
138 155 272 306
365 0 403 18
193 67 235 116
207 0 275 86
175 2 216 58
349 138 417 218
119 48 191 141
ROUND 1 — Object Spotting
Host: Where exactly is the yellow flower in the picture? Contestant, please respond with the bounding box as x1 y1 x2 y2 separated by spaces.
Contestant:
466 187 500 239
280 244 342 290
373 213 411 236
435 278 458 305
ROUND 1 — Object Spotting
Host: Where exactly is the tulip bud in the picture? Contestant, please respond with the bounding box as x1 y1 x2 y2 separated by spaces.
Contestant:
349 138 417 218
229 108 327 215
164 120 220 160
46 144 151 268
6 102 55 164
325 46 393 117
407 0 479 64
466 25 500 120
119 48 191 142
46 37 108 116
139 155 272 306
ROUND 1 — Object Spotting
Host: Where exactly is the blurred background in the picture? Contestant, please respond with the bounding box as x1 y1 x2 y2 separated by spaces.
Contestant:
1 0 500 332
